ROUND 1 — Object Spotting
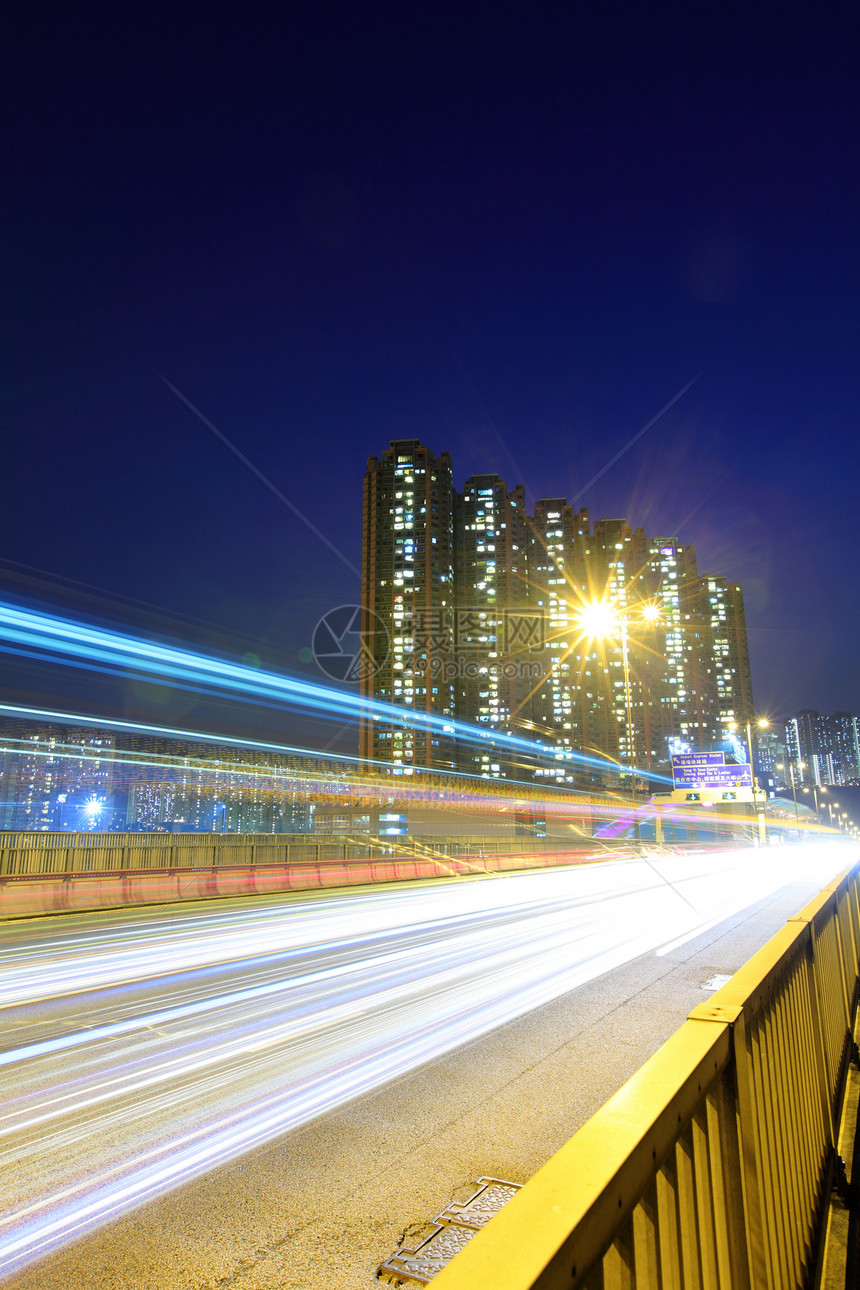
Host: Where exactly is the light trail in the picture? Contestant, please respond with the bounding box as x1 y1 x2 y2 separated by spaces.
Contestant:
0 842 851 1280
0 701 673 834
0 600 668 780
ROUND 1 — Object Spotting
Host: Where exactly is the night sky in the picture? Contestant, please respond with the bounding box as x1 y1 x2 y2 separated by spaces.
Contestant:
2 3 859 742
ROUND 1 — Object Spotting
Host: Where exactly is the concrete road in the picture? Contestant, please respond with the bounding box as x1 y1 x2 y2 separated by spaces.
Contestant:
0 843 849 1288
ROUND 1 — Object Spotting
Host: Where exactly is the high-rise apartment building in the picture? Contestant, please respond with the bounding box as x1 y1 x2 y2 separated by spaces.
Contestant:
785 710 860 786
754 725 787 780
830 712 860 784
787 710 826 785
360 439 457 772
695 575 754 736
455 474 530 776
645 535 702 759
527 507 660 783
360 439 756 783
527 498 580 773
523 511 735 785
0 722 67 830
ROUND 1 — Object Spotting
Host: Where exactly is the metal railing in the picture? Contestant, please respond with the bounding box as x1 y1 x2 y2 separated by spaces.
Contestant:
433 861 860 1290
0 831 605 879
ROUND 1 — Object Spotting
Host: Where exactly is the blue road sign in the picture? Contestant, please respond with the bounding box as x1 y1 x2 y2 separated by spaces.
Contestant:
671 752 725 772
672 763 753 790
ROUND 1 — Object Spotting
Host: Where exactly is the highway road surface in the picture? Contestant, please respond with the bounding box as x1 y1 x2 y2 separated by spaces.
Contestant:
0 842 852 1287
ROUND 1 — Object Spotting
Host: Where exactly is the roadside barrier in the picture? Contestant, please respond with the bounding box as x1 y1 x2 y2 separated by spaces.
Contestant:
0 832 759 920
0 832 618 918
0 831 597 877
432 862 860 1290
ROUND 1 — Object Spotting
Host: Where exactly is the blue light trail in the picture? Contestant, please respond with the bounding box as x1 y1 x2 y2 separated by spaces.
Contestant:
0 600 669 781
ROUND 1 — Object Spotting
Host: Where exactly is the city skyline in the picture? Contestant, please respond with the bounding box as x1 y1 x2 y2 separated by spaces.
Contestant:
0 418 851 759
3 11 860 1286
2 5 859 732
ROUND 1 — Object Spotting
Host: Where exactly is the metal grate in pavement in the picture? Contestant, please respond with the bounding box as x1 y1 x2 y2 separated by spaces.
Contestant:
378 1176 521 1286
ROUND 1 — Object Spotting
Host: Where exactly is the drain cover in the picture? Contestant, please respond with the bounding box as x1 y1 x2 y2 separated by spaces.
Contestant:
379 1177 521 1285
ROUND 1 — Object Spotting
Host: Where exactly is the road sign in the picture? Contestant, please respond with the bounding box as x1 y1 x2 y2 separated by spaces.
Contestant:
672 764 753 791
671 752 725 772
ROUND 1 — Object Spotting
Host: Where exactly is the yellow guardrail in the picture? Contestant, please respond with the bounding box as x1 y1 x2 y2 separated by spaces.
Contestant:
433 861 860 1290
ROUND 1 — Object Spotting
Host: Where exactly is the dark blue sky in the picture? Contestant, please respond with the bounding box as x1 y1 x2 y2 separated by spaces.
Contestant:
2 2 859 737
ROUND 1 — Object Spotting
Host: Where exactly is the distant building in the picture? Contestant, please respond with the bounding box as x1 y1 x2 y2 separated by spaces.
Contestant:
526 498 582 781
785 709 860 786
0 720 120 831
646 535 707 763
0 719 314 833
695 575 754 736
360 439 757 784
830 712 860 784
754 724 787 780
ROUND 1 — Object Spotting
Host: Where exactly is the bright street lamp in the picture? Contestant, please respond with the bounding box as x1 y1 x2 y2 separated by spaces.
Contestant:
574 599 660 843
82 796 105 831
575 600 621 638
801 783 828 823
729 716 769 842
727 716 769 772
776 761 804 827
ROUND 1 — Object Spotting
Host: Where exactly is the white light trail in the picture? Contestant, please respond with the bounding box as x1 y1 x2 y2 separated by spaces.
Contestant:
0 843 851 1281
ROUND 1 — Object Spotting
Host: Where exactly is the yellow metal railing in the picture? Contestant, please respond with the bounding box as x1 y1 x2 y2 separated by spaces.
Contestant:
433 861 860 1290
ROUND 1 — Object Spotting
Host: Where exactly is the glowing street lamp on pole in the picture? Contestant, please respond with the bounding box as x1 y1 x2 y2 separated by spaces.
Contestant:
729 716 769 843
727 716 769 777
574 598 660 845
776 760 805 828
801 783 826 824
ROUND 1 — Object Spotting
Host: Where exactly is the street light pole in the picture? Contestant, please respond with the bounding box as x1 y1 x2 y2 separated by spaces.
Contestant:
619 616 639 844
777 761 801 827
802 783 826 824
733 717 768 845
573 598 659 848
